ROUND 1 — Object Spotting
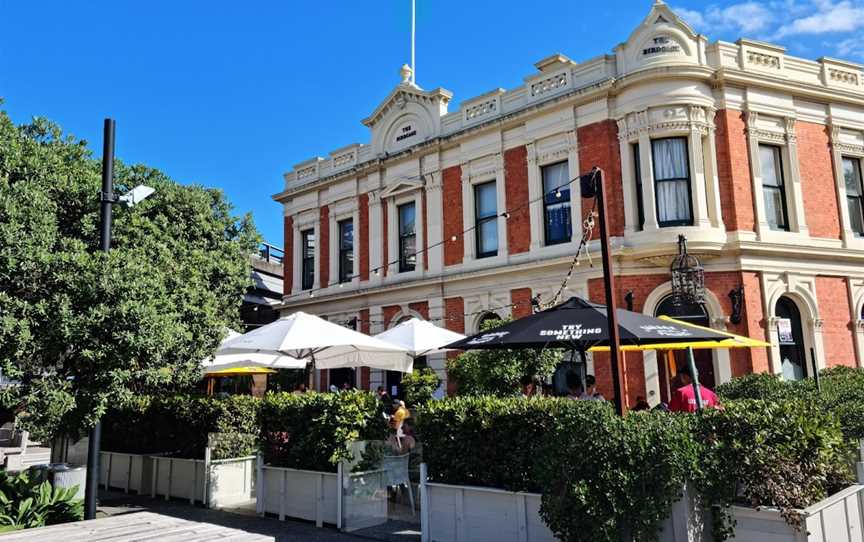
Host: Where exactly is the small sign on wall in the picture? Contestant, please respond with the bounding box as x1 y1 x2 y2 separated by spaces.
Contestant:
776 318 794 344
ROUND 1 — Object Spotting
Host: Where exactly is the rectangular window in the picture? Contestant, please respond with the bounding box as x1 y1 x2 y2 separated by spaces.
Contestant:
301 229 315 290
651 137 693 227
759 145 789 231
541 161 572 245
338 219 353 283
633 143 644 231
474 181 498 258
843 157 864 236
398 202 416 273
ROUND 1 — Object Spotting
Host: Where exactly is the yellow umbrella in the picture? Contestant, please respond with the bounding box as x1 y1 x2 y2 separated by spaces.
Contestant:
205 367 278 376
589 315 770 352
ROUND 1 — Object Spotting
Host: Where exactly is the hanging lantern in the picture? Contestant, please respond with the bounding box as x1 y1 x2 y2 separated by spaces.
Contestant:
670 235 705 307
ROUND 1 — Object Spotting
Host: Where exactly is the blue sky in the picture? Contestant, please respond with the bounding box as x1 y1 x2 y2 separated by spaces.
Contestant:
3 0 864 245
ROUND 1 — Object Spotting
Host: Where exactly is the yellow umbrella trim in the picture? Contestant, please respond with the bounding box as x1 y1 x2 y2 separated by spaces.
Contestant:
588 315 770 352
205 367 278 376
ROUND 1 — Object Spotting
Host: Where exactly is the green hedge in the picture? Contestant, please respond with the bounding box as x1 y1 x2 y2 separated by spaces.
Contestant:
417 395 855 542
717 367 864 441
102 394 259 458
257 390 387 472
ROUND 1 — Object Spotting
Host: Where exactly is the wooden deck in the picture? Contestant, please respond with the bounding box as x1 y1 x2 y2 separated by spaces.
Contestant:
0 511 274 541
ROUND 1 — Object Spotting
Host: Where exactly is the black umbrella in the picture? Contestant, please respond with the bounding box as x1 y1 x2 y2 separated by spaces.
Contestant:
446 296 730 351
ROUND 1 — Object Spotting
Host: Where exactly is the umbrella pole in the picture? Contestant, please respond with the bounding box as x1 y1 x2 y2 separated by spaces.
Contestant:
685 346 704 410
594 167 626 415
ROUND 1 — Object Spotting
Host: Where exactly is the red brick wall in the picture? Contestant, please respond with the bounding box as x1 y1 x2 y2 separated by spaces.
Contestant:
359 194 370 281
587 274 669 406
704 271 768 376
504 146 531 254
283 216 293 295
319 368 329 392
409 301 430 320
359 308 371 389
510 288 533 319
444 297 465 395
443 165 464 266
797 121 842 239
319 206 330 287
816 277 856 368
715 110 755 232
381 203 389 277
382 305 401 329
578 120 624 237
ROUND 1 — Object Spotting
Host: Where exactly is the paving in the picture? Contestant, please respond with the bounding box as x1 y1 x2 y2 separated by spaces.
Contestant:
94 490 420 542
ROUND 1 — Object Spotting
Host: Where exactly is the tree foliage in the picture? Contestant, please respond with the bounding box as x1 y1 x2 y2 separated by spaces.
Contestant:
0 109 259 440
445 318 562 396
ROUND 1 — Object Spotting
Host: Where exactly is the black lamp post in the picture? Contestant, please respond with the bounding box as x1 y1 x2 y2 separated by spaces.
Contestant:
84 119 154 520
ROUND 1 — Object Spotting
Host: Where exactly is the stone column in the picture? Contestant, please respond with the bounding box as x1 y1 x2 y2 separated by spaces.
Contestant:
425 172 444 274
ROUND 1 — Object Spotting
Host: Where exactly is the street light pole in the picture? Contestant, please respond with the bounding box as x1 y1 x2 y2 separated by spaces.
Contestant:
84 118 115 520
592 167 626 415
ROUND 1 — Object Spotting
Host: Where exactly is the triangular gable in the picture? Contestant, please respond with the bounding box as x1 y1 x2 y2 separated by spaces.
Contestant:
379 178 425 199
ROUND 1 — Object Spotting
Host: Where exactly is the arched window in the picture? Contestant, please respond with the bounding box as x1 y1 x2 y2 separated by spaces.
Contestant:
654 295 715 390
477 312 502 331
776 296 806 381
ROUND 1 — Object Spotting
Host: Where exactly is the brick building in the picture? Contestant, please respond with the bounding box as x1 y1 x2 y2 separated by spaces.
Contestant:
273 2 864 406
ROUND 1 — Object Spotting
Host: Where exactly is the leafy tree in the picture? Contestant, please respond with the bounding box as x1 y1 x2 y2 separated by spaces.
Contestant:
445 318 562 396
0 109 259 441
400 367 441 406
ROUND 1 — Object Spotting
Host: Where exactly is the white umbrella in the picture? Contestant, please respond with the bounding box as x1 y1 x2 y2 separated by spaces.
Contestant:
218 311 413 373
202 329 306 373
374 318 466 357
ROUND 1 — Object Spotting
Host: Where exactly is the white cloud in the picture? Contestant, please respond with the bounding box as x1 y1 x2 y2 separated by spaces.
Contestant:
773 0 864 38
837 36 864 57
674 2 775 34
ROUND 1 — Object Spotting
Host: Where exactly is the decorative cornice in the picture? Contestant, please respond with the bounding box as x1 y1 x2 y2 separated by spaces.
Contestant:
361 85 453 128
617 105 713 141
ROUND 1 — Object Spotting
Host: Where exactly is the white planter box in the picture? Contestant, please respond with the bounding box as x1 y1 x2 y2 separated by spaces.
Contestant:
256 464 340 527
730 484 864 542
420 469 556 542
254 460 387 531
208 456 256 509
99 451 154 494
420 461 863 542
151 456 207 504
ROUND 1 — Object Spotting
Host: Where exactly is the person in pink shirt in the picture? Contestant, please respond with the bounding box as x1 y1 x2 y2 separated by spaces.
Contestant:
669 368 720 413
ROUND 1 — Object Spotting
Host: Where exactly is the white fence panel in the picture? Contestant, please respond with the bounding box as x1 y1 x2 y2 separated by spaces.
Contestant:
208 456 256 509
98 452 153 494
801 484 864 542
151 456 206 504
256 462 339 527
421 477 556 542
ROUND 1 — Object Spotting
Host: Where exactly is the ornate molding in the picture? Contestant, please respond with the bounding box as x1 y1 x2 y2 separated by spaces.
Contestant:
856 319 864 332
465 98 498 122
530 71 568 97
747 51 781 70
828 68 859 86
332 152 355 168
811 318 825 332
617 106 713 142
296 165 317 181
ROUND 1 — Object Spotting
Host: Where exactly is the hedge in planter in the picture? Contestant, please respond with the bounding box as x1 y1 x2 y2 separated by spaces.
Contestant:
717 368 864 441
101 393 259 458
695 398 854 538
416 396 573 492
257 390 387 472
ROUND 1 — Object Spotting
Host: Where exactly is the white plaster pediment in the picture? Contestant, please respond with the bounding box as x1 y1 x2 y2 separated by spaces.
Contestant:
379 178 424 199
615 1 705 76
363 75 453 156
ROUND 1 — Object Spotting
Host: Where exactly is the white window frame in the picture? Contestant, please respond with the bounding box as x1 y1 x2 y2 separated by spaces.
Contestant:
617 106 722 241
386 191 424 280
291 210 320 295
746 112 809 241
526 133 581 257
829 124 864 250
327 199 360 290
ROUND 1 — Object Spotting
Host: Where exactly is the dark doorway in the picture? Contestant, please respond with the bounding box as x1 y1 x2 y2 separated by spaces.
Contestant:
329 368 355 390
654 295 716 389
776 296 807 381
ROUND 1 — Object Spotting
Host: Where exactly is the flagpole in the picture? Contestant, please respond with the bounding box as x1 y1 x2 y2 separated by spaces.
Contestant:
411 0 416 84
